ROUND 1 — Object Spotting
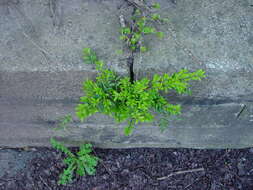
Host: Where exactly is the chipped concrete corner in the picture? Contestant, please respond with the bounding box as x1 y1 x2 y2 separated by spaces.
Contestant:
0 0 253 149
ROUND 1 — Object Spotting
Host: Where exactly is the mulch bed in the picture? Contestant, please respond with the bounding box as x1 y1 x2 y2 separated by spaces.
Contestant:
1 147 253 190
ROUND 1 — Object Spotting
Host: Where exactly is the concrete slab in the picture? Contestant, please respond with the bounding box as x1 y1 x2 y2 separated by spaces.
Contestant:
0 0 129 73
1 102 253 149
1 0 253 149
135 0 253 99
0 0 130 147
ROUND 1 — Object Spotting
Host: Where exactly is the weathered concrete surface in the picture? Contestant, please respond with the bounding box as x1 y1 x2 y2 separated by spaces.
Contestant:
1 0 253 149
0 0 130 146
135 0 253 99
0 0 129 73
1 103 253 149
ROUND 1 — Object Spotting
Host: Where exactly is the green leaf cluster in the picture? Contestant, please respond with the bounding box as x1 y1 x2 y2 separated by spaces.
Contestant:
53 114 73 131
50 138 99 185
119 2 166 52
77 48 205 135
83 48 98 64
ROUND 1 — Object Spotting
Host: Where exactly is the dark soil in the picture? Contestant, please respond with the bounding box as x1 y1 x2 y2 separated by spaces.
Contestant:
1 147 253 190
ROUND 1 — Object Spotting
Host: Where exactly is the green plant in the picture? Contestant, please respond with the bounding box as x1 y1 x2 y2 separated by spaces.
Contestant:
49 1 206 185
76 48 205 135
119 2 168 52
49 1 205 186
53 114 73 132
50 138 99 185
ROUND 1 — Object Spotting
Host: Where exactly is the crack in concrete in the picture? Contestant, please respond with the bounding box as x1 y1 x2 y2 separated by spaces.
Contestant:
124 1 142 83
48 0 63 28
2 95 253 107
121 0 137 83
127 51 135 83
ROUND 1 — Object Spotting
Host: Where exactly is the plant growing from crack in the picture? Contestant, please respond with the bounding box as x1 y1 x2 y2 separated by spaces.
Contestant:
51 1 206 184
119 1 167 53
118 0 170 83
76 48 205 135
76 1 205 135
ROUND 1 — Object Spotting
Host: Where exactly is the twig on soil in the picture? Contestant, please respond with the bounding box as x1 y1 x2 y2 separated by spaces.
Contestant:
183 176 202 189
0 178 16 182
39 176 52 190
93 150 116 181
157 167 205 181
216 149 231 162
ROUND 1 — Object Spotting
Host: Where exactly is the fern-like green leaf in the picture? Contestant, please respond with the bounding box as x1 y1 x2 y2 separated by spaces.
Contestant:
76 48 205 135
51 139 99 185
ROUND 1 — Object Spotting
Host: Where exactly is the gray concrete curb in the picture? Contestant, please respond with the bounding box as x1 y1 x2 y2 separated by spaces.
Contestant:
1 0 253 149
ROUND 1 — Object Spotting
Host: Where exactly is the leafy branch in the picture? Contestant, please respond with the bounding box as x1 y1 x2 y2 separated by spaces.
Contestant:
76 48 205 135
119 1 168 53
